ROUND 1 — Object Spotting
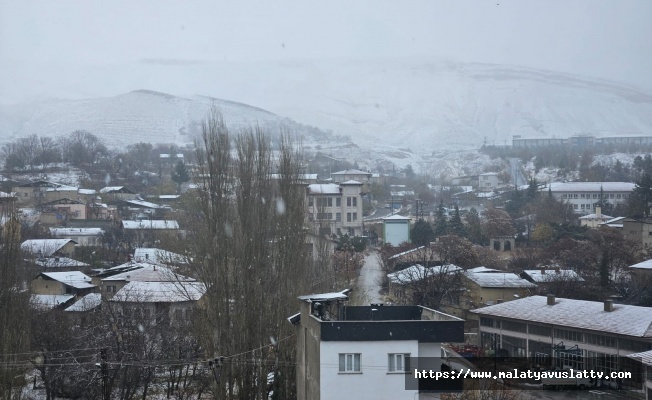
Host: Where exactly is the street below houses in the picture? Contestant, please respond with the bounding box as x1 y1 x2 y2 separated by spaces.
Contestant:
357 249 385 304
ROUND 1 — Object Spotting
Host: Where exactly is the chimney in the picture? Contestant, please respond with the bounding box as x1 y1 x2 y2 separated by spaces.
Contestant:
540 267 546 275
604 299 614 312
496 299 504 304
554 267 560 274
547 294 556 306
596 206 602 217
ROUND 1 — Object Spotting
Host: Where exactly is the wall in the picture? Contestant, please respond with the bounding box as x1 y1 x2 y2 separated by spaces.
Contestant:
319 340 420 400
384 221 409 246
31 276 66 295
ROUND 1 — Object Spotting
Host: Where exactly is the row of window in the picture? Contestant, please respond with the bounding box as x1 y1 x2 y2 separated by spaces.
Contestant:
308 196 359 207
311 212 358 222
482 318 652 351
338 353 409 373
561 193 626 199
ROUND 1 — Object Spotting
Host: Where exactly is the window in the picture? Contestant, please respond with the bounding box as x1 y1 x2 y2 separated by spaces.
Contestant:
308 197 314 206
616 193 621 199
554 328 583 343
347 213 352 222
339 353 361 372
580 194 585 198
388 353 410 372
336 197 341 207
347 196 357 207
336 213 341 222
573 204 578 209
502 320 527 333
352 212 358 222
573 194 578 198
106 285 117 293
592 193 598 199
561 194 567 199
610 193 615 198
480 317 494 327
528 324 551 337
581 204 585 209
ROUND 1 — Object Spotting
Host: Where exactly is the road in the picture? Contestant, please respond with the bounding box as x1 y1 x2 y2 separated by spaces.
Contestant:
509 157 528 187
356 249 384 304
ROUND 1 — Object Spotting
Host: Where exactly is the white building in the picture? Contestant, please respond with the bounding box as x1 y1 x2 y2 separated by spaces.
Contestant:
479 172 501 190
50 227 104 246
472 295 652 389
382 214 410 246
578 206 613 228
306 181 364 236
291 290 465 400
544 182 635 214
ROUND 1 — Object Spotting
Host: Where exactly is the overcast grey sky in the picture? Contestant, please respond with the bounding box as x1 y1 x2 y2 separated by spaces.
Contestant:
1 0 650 104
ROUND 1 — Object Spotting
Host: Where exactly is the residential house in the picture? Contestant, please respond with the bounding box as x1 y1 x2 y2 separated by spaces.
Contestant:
623 218 652 249
31 257 90 270
44 185 79 203
629 259 652 277
306 182 364 236
479 173 501 190
387 264 462 303
21 239 77 258
50 227 104 246
99 261 192 299
627 350 652 400
12 180 59 203
31 271 95 296
544 182 635 214
64 293 102 313
291 289 465 400
452 270 536 323
40 198 88 224
472 295 652 389
133 247 189 265
99 186 139 201
121 219 180 244
521 268 585 295
30 294 75 310
600 216 626 230
578 206 613 228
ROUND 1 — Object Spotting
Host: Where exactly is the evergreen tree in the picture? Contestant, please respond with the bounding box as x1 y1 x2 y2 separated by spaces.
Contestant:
465 207 485 245
527 178 539 200
448 205 466 237
433 199 448 237
411 219 434 246
631 173 652 217
171 160 190 193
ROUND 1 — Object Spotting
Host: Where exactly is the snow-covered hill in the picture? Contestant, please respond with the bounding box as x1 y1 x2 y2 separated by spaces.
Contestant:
0 90 331 148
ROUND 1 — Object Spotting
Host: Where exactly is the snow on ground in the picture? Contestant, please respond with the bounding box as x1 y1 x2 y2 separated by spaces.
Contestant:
422 150 504 180
6 167 89 186
591 152 647 167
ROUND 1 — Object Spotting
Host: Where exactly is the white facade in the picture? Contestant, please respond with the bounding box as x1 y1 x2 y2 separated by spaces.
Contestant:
319 340 440 400
479 173 500 190
383 215 410 246
545 182 635 214
306 181 364 236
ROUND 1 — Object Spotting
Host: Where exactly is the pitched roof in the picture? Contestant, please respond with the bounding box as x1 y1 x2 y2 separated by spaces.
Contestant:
121 220 179 229
383 214 411 221
629 259 652 270
102 263 193 283
133 248 189 264
64 293 102 312
40 271 95 289
465 271 537 288
50 228 104 236
21 239 76 257
627 350 652 366
471 295 652 338
331 169 371 176
111 281 205 303
125 199 160 209
579 213 613 220
31 294 74 310
100 186 134 194
522 269 585 282
387 264 461 284
33 257 90 269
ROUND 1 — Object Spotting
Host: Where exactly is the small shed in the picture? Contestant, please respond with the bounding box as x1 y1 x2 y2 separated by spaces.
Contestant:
382 214 410 246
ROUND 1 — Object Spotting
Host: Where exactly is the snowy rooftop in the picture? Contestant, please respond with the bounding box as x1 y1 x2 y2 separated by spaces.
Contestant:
21 239 75 257
158 195 180 199
122 220 179 229
546 182 636 192
331 169 371 176
45 185 78 192
102 263 194 283
64 293 102 312
125 199 160 209
341 180 363 185
472 296 652 338
466 266 503 273
50 227 104 236
298 289 350 302
387 264 461 284
465 272 537 288
602 216 626 225
33 257 90 268
78 188 96 195
111 281 205 303
627 350 652 366
307 183 341 195
41 271 95 289
134 248 189 264
388 246 426 260
383 214 411 221
629 259 652 270
578 213 613 220
31 294 74 310
100 186 129 193
522 269 585 282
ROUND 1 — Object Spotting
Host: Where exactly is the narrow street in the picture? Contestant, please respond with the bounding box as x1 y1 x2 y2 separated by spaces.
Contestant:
357 248 384 304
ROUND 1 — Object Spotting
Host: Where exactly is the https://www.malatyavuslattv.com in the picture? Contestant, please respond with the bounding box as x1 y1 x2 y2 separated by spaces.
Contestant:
414 368 631 381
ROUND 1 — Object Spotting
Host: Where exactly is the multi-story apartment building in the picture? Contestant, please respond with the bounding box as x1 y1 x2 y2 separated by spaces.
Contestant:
545 182 635 214
306 181 364 236
623 218 652 249
291 290 464 400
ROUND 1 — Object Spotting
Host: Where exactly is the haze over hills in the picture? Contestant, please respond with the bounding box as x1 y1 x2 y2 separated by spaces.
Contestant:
1 59 651 175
